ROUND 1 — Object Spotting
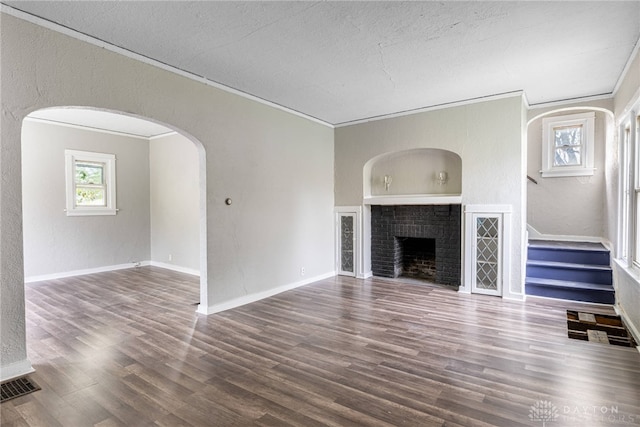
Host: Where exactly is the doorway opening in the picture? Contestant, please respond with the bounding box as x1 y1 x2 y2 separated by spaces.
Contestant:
21 107 208 309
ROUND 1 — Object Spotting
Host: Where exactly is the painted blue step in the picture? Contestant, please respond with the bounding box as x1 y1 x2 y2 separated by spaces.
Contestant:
528 240 609 266
525 277 615 304
526 260 612 285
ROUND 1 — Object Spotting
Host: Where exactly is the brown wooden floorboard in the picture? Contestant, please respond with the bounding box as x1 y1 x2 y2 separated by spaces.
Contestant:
2 266 639 426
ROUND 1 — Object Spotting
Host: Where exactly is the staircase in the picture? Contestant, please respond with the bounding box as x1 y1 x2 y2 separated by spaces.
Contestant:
525 240 615 304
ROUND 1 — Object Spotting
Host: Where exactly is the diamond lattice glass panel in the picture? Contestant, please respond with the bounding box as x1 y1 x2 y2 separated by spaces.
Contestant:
477 217 498 238
476 217 499 290
477 238 498 261
340 216 354 272
553 125 583 166
476 261 498 290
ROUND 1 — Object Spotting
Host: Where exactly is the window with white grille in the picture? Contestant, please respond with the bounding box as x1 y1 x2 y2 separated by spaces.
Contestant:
541 112 595 178
65 150 117 216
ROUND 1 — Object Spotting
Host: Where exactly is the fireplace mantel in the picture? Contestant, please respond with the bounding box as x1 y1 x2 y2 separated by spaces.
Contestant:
364 194 462 206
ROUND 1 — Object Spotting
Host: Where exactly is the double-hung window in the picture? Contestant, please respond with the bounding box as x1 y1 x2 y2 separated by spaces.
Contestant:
65 150 117 216
632 115 640 266
541 112 595 177
619 102 640 266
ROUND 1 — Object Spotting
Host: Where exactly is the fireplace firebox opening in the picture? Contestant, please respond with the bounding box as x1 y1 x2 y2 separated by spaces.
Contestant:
396 237 436 281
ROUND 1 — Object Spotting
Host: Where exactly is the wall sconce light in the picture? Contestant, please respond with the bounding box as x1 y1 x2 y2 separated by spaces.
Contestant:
436 171 448 186
383 175 393 191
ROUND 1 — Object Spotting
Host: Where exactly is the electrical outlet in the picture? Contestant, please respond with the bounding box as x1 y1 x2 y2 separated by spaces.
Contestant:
300 267 305 276
168 254 173 262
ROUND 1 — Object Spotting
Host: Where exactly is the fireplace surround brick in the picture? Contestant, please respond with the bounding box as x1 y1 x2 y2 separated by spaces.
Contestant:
371 204 461 286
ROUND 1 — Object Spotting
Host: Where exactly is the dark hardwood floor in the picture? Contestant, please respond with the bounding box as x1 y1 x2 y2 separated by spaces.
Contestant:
2 266 639 426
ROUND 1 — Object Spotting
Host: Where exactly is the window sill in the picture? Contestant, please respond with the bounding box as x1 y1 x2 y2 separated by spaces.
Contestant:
66 208 117 216
540 168 596 178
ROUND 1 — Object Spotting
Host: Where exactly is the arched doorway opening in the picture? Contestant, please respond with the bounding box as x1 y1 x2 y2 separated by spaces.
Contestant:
21 106 208 309
526 105 615 243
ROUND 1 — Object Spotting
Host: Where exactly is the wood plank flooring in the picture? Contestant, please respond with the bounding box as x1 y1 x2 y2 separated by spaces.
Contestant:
2 266 640 426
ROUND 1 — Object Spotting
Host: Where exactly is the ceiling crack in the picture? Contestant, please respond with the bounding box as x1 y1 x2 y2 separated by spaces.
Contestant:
377 42 396 89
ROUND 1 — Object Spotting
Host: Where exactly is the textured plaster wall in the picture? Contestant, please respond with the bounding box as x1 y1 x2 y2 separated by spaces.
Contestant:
1 14 334 376
335 95 526 298
22 120 151 277
150 133 200 272
526 99 613 239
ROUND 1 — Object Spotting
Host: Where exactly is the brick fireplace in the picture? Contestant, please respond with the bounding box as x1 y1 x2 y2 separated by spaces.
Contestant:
371 205 461 287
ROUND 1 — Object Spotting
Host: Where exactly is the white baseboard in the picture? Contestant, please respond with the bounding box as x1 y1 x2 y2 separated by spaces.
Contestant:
25 261 151 283
503 293 526 302
1 359 34 382
360 271 373 279
198 271 336 315
148 261 199 277
25 261 201 283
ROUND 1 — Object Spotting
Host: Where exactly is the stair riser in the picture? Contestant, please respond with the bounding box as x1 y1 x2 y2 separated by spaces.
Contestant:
528 248 610 266
526 265 612 285
526 283 615 304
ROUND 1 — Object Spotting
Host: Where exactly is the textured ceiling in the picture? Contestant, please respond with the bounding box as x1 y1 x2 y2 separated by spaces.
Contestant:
5 1 640 125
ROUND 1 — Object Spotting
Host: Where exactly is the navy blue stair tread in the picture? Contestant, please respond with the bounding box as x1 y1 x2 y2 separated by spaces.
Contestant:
528 240 607 252
525 277 613 292
526 239 614 304
526 259 611 271
526 287 615 304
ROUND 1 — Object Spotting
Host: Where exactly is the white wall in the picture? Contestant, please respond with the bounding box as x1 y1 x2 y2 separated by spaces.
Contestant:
21 120 151 279
150 133 200 273
335 95 527 300
1 13 335 379
526 100 613 239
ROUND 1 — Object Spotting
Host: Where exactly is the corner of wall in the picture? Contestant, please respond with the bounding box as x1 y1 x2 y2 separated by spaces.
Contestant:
0 359 34 382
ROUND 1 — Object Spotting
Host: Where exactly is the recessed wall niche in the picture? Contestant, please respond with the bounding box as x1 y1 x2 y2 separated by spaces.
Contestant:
364 148 462 197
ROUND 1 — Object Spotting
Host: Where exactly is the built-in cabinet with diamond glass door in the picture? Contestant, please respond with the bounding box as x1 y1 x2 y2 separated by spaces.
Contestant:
336 211 358 277
473 215 501 295
463 205 512 297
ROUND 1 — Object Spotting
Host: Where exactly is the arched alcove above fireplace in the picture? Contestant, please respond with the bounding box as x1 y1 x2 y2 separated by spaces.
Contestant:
363 148 462 205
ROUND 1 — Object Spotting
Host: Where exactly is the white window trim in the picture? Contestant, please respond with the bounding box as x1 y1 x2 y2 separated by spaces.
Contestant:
618 122 631 265
65 149 117 216
541 112 595 178
617 96 639 269
631 115 640 267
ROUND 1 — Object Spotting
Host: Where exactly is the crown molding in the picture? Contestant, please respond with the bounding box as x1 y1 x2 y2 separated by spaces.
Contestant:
613 35 640 96
335 91 525 128
527 93 614 111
